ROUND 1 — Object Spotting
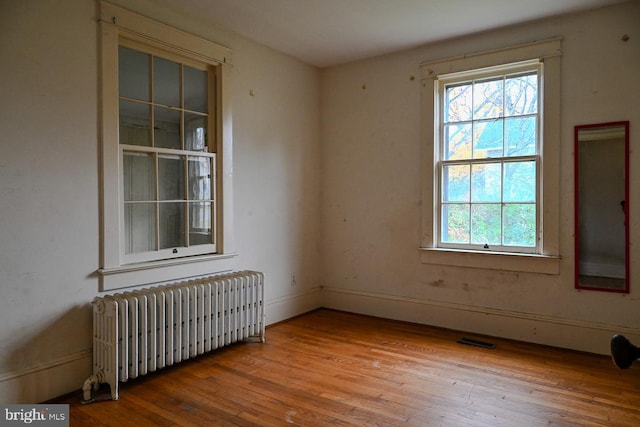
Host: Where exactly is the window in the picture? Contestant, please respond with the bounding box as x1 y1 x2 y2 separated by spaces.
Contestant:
420 39 562 273
438 62 540 253
119 44 216 264
99 3 236 290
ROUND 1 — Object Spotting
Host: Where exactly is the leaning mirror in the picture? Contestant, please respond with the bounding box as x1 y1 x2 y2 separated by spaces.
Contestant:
575 121 629 293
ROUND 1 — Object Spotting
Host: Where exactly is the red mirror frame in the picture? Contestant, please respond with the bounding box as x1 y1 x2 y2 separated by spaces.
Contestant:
574 121 629 293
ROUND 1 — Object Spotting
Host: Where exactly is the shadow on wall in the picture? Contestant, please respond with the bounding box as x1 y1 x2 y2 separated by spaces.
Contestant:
2 304 93 402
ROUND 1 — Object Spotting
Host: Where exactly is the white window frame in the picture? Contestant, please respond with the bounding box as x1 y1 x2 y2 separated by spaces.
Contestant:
437 60 542 254
419 38 562 274
98 2 236 290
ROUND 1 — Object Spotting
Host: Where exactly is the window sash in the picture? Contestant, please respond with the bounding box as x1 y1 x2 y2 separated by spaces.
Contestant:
439 157 540 253
436 64 541 254
120 146 217 264
117 41 217 264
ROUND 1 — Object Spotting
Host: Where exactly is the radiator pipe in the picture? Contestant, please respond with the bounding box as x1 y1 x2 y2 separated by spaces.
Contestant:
81 370 105 404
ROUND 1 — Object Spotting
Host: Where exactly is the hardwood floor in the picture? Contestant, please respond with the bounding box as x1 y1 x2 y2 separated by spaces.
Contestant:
53 309 640 426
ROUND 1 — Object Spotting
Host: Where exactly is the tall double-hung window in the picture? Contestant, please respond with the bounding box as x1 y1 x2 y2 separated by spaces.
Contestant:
99 3 235 290
119 44 216 263
420 39 562 273
439 62 540 253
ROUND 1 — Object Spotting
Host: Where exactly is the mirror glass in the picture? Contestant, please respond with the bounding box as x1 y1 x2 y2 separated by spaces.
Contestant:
575 121 629 293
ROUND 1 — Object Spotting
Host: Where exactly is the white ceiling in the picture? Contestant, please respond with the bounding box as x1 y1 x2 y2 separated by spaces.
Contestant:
166 0 628 67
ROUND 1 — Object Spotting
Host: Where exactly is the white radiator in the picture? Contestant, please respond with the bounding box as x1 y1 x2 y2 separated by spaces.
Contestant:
82 270 265 402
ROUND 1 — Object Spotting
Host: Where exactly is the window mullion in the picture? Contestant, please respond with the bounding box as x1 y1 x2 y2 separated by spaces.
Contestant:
153 152 160 251
500 161 505 247
120 144 215 158
184 155 190 247
180 64 185 151
500 78 505 248
468 77 474 246
149 53 155 149
180 64 189 248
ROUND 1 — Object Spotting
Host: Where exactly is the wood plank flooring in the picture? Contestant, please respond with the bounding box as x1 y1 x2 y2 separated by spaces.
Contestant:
52 309 640 426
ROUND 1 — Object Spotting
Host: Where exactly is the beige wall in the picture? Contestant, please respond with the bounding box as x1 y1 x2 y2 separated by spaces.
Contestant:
1 0 638 404
320 1 640 354
0 0 321 402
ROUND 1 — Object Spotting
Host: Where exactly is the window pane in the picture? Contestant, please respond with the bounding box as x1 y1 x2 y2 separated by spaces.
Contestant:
504 161 536 202
159 202 185 249
119 47 149 101
442 164 469 202
473 78 503 120
471 163 501 202
189 202 212 245
471 204 501 245
184 66 208 113
505 73 537 116
185 113 207 151
154 106 181 149
153 56 180 107
188 157 212 200
505 116 536 156
473 119 503 158
125 203 156 254
158 155 184 200
123 152 155 201
445 83 472 122
119 100 151 146
503 204 536 246
444 123 472 160
442 204 469 243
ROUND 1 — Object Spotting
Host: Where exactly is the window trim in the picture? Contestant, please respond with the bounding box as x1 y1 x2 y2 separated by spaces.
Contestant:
419 38 562 274
98 2 236 290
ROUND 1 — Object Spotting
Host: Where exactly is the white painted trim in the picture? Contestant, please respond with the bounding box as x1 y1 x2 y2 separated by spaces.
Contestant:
420 248 560 274
421 37 562 79
98 2 235 290
100 2 231 64
419 38 562 262
98 254 239 291
265 287 323 325
99 252 237 276
0 350 91 384
0 350 92 404
321 286 640 355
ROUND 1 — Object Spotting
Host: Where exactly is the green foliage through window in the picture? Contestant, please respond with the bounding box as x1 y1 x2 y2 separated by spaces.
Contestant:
440 68 539 249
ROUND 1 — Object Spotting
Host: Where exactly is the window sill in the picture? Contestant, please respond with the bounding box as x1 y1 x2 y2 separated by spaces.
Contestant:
419 247 560 275
98 252 238 291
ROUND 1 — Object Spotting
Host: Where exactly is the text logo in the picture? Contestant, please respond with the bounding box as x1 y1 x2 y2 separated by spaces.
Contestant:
0 405 68 426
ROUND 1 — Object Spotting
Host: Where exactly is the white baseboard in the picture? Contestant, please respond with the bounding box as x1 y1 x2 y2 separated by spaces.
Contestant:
321 286 640 356
265 286 323 325
0 350 92 404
